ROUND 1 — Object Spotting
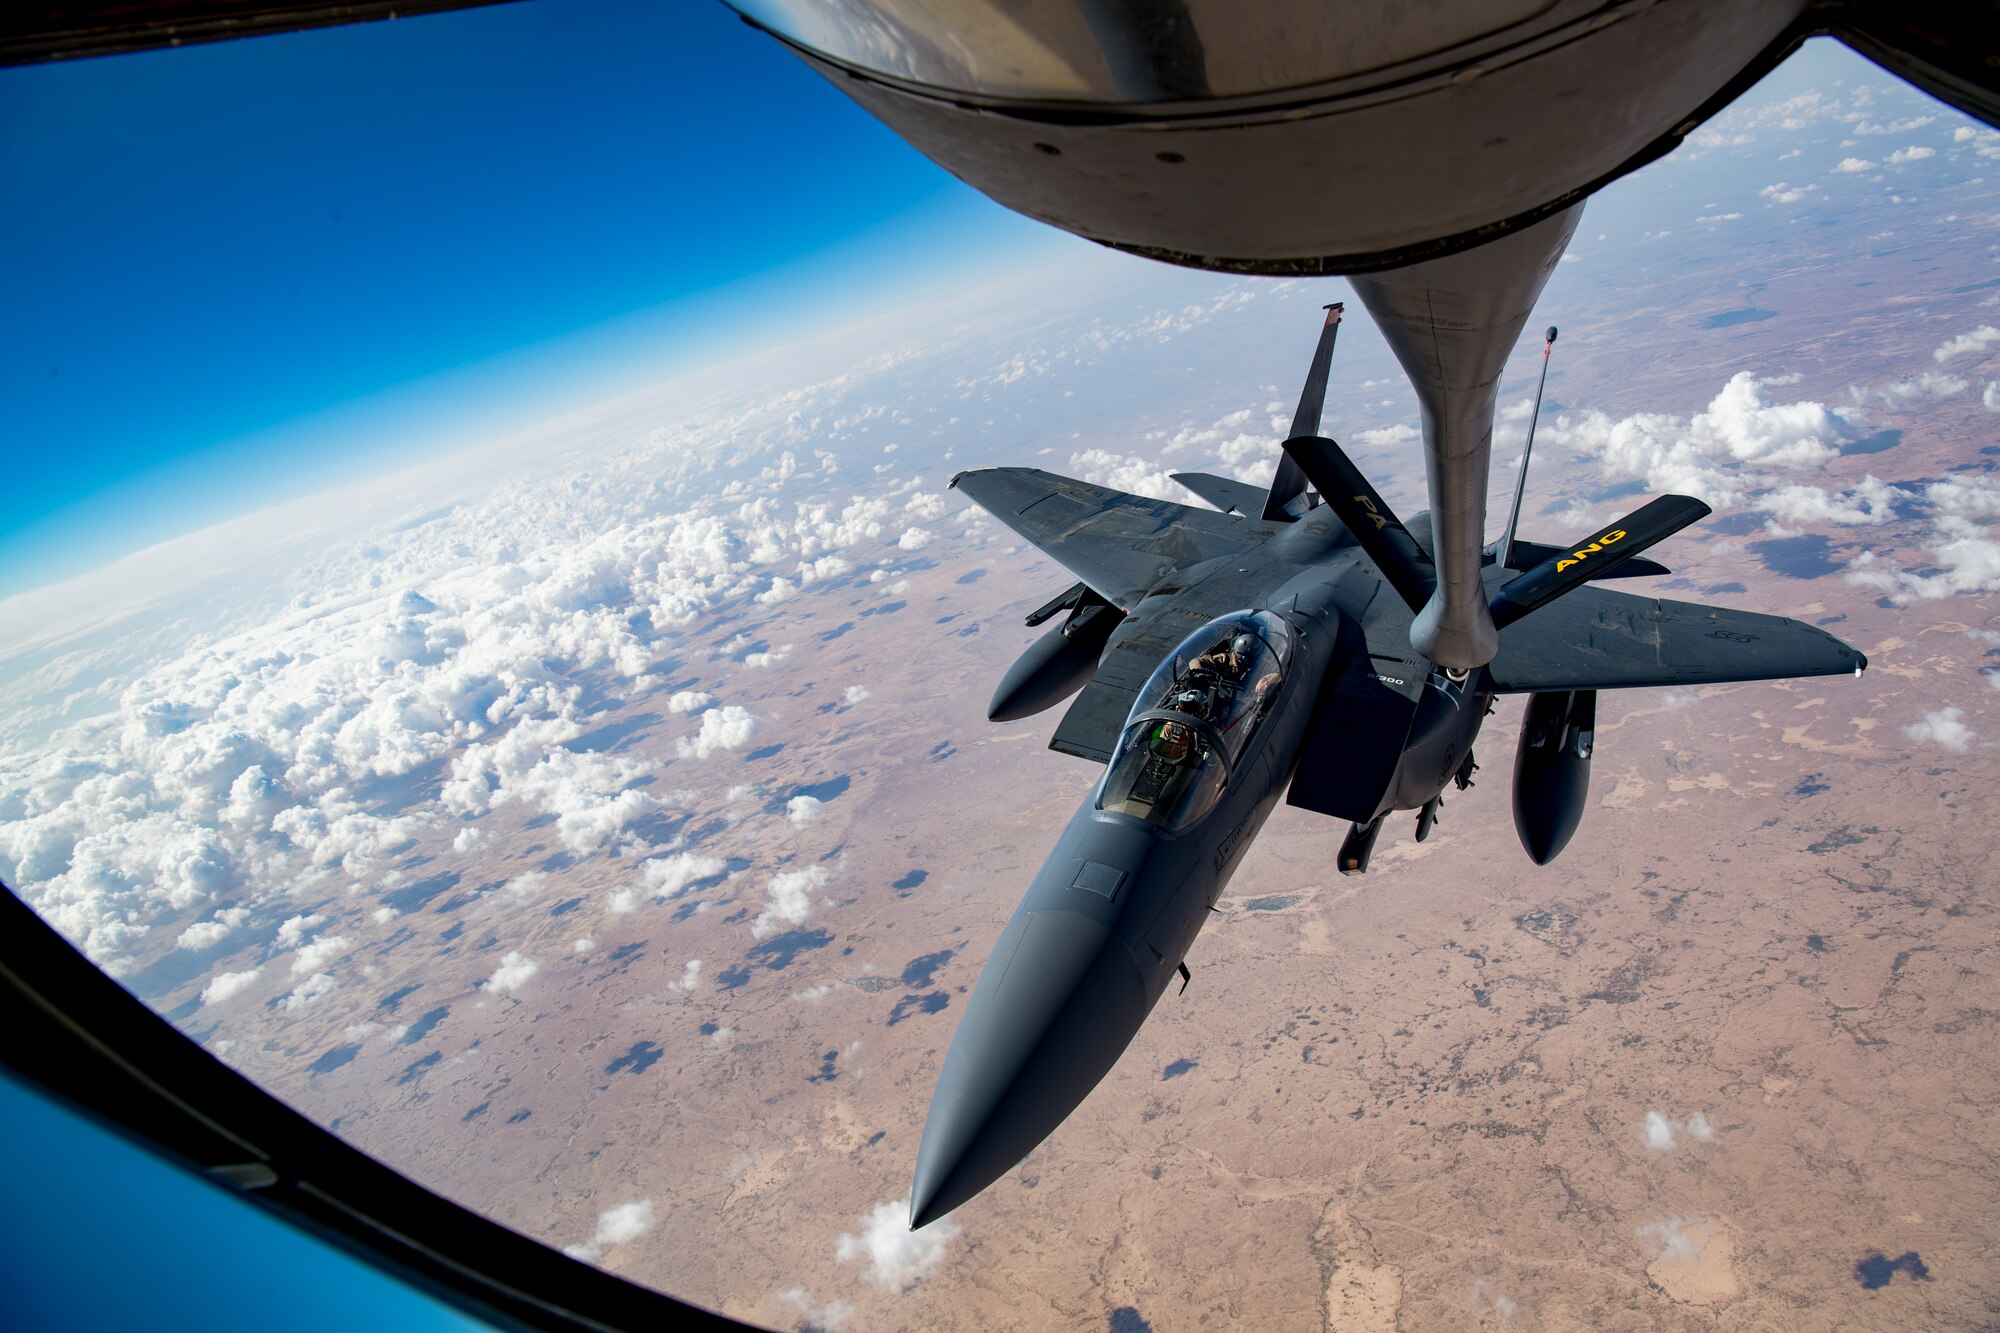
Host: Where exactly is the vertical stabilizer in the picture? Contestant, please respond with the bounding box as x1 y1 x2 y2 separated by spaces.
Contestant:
1263 303 1343 521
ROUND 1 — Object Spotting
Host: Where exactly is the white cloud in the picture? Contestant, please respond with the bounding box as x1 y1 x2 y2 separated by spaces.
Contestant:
484 950 539 993
1642 1110 1718 1152
1353 424 1419 448
896 527 934 551
843 685 869 706
1888 145 1935 164
1847 478 2000 602
452 826 485 853
676 705 758 759
1636 1217 1708 1264
1881 371 1967 402
1758 475 1899 527
1545 372 1858 502
903 491 948 520
667 690 714 714
668 959 702 992
275 912 325 949
370 905 399 925
563 1199 657 1263
753 864 831 938
835 1199 960 1292
640 852 727 903
1068 449 1176 501
786 795 824 828
742 645 791 669
791 982 842 1002
572 936 594 953
754 577 797 606
502 870 547 901
283 972 336 1010
1854 114 1935 135
1904 707 1977 752
175 905 248 951
1833 157 1876 174
772 1288 854 1332
290 934 351 976
201 967 261 1005
1934 326 2000 363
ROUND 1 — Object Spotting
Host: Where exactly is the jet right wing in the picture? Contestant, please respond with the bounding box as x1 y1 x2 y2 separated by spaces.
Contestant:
951 467 1261 611
1485 582 1867 693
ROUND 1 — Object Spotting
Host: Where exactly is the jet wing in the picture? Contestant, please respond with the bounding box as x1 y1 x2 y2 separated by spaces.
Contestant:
951 468 1256 611
1484 583 1867 693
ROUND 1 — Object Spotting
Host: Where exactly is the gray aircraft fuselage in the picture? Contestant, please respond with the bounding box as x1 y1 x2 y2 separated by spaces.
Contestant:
909 508 1483 1227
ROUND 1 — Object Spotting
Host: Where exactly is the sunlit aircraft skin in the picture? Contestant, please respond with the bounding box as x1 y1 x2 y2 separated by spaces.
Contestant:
907 308 1867 1229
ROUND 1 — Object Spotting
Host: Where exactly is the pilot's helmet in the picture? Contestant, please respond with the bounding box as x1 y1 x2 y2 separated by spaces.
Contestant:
1149 720 1193 762
1230 633 1258 662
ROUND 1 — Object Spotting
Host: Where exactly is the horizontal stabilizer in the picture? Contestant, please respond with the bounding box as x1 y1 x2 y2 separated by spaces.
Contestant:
1490 495 1708 630
1505 540 1668 579
1171 472 1266 516
1280 435 1436 614
1484 581 1866 693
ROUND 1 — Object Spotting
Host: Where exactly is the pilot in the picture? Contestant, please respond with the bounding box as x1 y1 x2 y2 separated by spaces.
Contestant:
1192 632 1281 704
1191 632 1257 681
1148 719 1194 763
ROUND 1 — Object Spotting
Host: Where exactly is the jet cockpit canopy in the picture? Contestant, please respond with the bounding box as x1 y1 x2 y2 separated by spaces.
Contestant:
1095 610 1294 830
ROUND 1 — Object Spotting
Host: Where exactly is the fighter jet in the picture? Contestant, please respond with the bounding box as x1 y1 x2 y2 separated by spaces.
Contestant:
907 300 1867 1229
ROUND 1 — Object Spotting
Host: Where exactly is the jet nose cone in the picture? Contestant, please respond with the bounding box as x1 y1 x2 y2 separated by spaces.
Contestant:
908 905 1149 1226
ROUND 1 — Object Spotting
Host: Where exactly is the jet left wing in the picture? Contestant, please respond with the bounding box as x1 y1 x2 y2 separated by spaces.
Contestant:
951 467 1259 610
1485 581 1866 693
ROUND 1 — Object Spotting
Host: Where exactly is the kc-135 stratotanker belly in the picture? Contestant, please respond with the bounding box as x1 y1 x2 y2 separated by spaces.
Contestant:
908 234 1867 1230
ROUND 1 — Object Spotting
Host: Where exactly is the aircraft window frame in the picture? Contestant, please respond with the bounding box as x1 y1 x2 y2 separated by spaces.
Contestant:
1093 709 1231 831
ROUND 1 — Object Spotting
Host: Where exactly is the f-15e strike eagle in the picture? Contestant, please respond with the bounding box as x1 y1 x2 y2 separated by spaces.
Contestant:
908 272 1867 1232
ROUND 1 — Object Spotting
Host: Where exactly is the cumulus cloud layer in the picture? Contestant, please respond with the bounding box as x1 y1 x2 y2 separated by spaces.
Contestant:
0 325 1022 976
1544 371 1858 502
1535 366 2000 607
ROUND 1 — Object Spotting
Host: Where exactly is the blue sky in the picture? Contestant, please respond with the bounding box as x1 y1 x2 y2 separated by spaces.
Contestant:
0 1 1060 596
1 18 1978 602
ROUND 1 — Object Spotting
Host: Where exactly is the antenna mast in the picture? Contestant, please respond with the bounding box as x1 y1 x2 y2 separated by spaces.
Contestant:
1499 325 1558 569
